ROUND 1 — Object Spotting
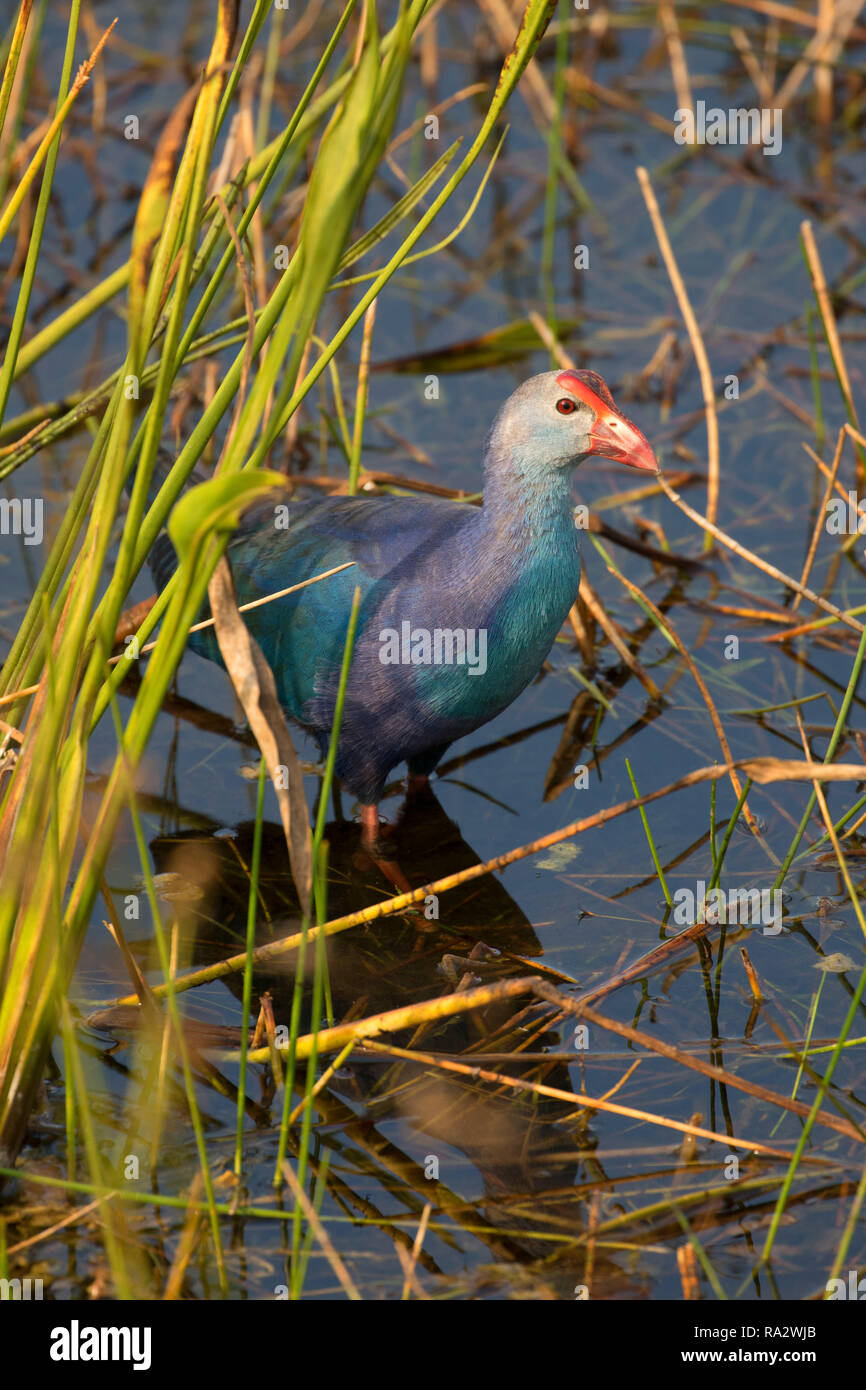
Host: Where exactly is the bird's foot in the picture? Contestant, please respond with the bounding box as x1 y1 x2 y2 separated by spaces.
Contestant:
370 854 415 898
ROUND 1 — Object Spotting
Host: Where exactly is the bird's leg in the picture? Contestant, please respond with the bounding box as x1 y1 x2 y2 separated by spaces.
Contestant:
360 804 383 850
359 804 414 897
406 745 448 802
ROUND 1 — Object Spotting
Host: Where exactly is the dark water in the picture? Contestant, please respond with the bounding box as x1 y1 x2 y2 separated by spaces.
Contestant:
3 1 866 1299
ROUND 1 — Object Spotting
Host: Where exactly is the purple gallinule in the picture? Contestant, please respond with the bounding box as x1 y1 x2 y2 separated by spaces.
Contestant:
147 369 657 854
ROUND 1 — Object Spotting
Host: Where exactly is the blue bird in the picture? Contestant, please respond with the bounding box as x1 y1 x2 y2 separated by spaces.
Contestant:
148 369 657 854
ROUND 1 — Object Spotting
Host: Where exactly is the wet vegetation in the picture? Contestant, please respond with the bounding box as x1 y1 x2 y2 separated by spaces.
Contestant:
1 0 866 1301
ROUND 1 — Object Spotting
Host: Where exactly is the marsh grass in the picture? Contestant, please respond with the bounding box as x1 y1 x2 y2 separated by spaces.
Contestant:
1 0 866 1302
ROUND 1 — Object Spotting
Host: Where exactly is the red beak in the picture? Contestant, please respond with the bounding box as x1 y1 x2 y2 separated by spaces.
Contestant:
555 369 659 473
588 412 659 473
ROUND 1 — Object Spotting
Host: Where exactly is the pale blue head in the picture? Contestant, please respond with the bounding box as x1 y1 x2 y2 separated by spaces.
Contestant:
485 369 658 477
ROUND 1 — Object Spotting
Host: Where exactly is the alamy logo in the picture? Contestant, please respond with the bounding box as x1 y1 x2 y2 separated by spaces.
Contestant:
826 491 866 534
49 1320 151 1371
826 1271 866 1299
379 621 487 675
674 101 782 157
0 1277 43 1299
0 497 43 545
673 881 782 933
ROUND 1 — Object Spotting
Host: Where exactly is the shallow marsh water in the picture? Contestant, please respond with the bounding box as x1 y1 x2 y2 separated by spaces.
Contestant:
2 0 866 1299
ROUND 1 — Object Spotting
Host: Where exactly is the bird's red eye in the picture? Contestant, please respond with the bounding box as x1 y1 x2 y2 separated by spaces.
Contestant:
556 398 577 414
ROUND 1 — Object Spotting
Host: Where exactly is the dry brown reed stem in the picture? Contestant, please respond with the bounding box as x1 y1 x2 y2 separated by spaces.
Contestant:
112 595 159 647
234 103 267 307
659 2 692 113
6 1196 104 1258
79 5 109 135
351 299 377 466
568 597 594 665
794 426 847 608
163 1173 205 1300
800 220 862 477
210 556 318 910
357 1040 806 1160
395 1242 431 1302
795 709 866 947
763 617 853 644
798 435 866 581
111 755 866 1008
568 72 676 136
530 983 863 1143
636 166 718 549
636 329 678 391
388 83 486 153
740 947 764 1002
815 0 834 127
281 1161 362 1301
528 307 572 367
420 8 438 89
731 26 772 103
774 0 864 111
609 565 758 833
574 917 725 1007
677 1244 700 1299
0 417 49 457
597 1058 643 1103
728 0 866 39
761 374 819 430
578 572 661 699
102 918 156 1014
659 475 865 633
806 441 860 509
705 601 796 627
399 1204 433 1301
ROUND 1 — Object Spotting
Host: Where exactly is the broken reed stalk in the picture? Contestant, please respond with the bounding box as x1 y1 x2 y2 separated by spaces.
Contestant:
528 983 863 1144
595 538 761 834
658 2 692 113
636 165 719 549
793 425 846 608
660 476 864 633
800 218 864 482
